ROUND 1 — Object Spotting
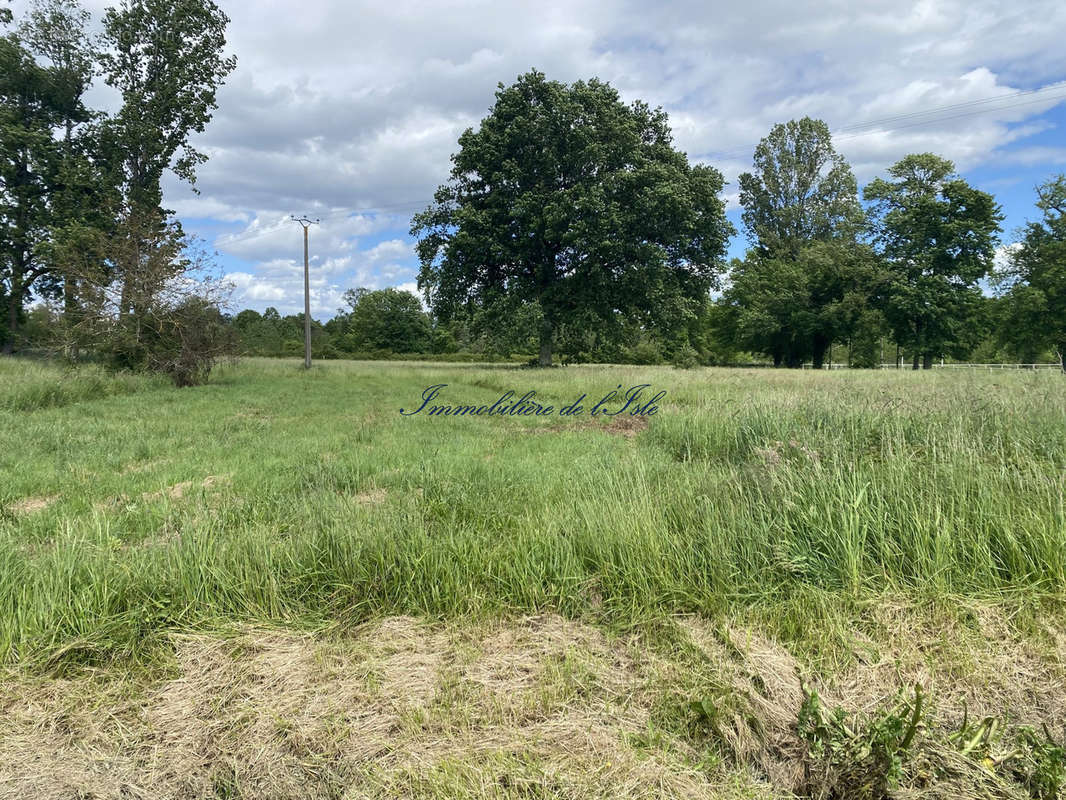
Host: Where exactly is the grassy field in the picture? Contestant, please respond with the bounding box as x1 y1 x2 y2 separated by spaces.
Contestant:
2 357 1065 798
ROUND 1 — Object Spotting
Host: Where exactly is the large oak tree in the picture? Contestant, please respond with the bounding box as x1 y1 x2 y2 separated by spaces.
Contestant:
411 70 733 366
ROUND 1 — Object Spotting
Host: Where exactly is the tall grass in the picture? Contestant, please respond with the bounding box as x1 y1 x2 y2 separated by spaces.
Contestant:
0 357 166 412
1 358 1064 665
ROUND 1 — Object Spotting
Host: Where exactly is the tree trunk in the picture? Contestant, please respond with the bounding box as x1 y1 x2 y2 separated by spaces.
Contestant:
3 264 21 355
63 278 80 361
912 351 919 370
812 335 828 370
538 318 552 367
1059 344 1066 374
922 352 933 370
2 301 15 355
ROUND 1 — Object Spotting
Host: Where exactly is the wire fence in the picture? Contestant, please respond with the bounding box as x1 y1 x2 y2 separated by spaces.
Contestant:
797 362 1064 371
880 363 1062 370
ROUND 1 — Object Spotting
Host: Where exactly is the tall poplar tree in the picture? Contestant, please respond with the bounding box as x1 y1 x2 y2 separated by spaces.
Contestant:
98 0 236 333
735 118 866 367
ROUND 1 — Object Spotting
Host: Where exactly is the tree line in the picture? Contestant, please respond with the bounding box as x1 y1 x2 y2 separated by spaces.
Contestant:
409 72 1066 371
4 20 1064 376
1 0 236 384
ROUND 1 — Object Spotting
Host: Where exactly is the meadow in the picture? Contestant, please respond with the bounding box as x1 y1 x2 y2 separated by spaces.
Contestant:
2 357 1065 799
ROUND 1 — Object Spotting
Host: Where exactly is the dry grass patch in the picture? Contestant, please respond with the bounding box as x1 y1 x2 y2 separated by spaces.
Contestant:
0 616 756 800
603 414 650 438
671 604 1066 797
5 495 57 515
121 458 170 475
527 414 651 438
354 487 389 505
141 475 231 502
0 608 1064 799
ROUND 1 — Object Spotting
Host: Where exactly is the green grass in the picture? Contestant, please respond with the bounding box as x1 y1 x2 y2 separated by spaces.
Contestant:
0 356 167 412
1 357 1064 666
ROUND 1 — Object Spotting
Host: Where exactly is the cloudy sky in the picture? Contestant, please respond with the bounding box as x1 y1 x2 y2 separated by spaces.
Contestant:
14 0 1066 317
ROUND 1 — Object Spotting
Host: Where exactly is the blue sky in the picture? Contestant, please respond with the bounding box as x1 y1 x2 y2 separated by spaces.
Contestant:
15 0 1063 318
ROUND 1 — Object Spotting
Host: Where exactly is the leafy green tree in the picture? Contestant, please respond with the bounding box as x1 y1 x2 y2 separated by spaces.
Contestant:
412 70 733 366
99 0 236 215
718 241 878 367
98 0 236 331
0 27 69 352
739 117 864 259
864 153 1002 369
716 254 810 367
847 307 890 368
19 0 113 356
995 175 1066 371
736 118 866 366
233 308 285 356
341 287 431 353
19 0 94 143
275 312 332 358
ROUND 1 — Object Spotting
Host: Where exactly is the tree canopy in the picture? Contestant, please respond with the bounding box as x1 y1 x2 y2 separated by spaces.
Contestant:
995 175 1066 371
729 117 868 367
864 153 1003 369
0 0 237 382
739 116 863 259
339 287 432 353
411 69 733 366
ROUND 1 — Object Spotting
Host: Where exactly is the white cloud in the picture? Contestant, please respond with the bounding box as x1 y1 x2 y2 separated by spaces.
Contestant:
991 243 1023 283
11 0 1066 315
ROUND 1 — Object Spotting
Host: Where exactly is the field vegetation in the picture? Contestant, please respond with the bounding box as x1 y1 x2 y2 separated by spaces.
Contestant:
2 358 1065 798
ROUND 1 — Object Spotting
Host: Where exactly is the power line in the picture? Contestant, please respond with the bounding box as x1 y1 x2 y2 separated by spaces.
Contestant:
703 83 1066 161
832 81 1066 134
835 92 1066 140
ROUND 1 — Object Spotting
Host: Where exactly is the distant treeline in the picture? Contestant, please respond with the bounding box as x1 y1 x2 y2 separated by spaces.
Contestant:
15 270 1061 368
58 281 1050 367
222 283 1055 367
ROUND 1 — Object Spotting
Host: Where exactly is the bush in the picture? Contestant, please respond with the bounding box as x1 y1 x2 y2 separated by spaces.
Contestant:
621 338 664 365
107 297 236 387
671 344 701 369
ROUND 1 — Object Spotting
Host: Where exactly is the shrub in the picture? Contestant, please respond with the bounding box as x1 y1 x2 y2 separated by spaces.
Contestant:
107 297 236 387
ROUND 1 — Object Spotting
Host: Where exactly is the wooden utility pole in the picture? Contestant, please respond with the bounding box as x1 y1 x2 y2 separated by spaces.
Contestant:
290 216 319 369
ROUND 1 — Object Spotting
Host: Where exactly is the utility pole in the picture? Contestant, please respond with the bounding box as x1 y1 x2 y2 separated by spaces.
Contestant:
290 215 319 369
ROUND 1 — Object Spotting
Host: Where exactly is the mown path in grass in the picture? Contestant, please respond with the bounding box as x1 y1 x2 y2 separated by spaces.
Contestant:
1 358 1065 666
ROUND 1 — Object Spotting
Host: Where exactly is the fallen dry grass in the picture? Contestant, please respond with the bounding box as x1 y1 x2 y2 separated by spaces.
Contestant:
1 606 1064 800
5 495 57 515
141 475 231 503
